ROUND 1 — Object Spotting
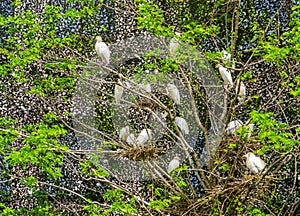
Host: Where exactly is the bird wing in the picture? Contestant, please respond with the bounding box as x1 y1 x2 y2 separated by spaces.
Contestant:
253 156 266 172
167 85 180 104
248 159 259 173
96 42 110 64
220 67 233 86
175 117 189 134
167 159 180 173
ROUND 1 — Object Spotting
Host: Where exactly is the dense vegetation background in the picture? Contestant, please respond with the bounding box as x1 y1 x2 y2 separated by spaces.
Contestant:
0 0 299 215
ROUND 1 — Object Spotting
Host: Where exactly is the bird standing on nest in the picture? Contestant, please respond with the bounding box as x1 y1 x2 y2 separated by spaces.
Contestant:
244 153 266 174
119 126 130 142
136 129 152 146
95 36 110 65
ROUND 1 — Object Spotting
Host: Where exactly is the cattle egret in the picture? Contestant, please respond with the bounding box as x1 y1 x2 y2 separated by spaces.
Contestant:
95 36 110 65
169 38 179 53
167 156 181 173
221 50 231 63
236 79 246 102
166 83 180 105
126 133 136 146
226 120 243 135
247 123 255 138
119 126 130 142
244 153 266 174
139 83 151 93
136 129 152 146
169 32 181 53
114 82 124 104
175 117 189 135
217 64 233 88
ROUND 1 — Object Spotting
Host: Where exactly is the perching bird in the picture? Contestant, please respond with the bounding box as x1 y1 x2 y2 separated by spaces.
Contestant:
167 156 181 173
114 81 124 104
169 32 181 53
139 83 151 93
136 129 152 146
226 120 243 135
119 126 130 142
175 117 189 135
236 79 246 102
244 153 266 174
166 83 180 105
126 133 136 146
95 36 110 65
217 64 233 88
247 124 255 138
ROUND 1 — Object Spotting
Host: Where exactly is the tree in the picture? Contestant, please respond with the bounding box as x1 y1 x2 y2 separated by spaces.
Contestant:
0 0 299 215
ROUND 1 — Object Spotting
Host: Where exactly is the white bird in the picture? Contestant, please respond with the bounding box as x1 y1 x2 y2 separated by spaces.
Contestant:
138 83 151 93
217 64 233 88
175 117 189 135
119 126 130 142
244 153 266 174
247 123 255 139
95 36 110 65
221 50 231 63
167 156 181 173
136 129 152 146
169 32 181 53
236 79 246 102
166 83 180 105
114 82 124 104
226 120 243 135
126 133 136 146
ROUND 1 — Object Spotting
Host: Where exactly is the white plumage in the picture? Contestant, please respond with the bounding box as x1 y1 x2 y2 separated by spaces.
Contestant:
119 126 130 142
169 38 179 53
139 83 151 93
244 153 266 174
114 82 124 104
95 36 110 65
169 32 181 53
166 83 180 105
226 120 243 135
247 123 255 139
136 129 152 146
126 133 136 146
175 117 189 135
236 79 246 102
167 156 181 173
217 64 233 88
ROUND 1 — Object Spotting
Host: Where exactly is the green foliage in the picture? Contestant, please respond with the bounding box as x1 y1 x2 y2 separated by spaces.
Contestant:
136 0 174 36
248 206 271 216
250 110 299 153
0 203 16 216
101 189 138 215
257 4 300 65
5 116 68 179
290 76 300 97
